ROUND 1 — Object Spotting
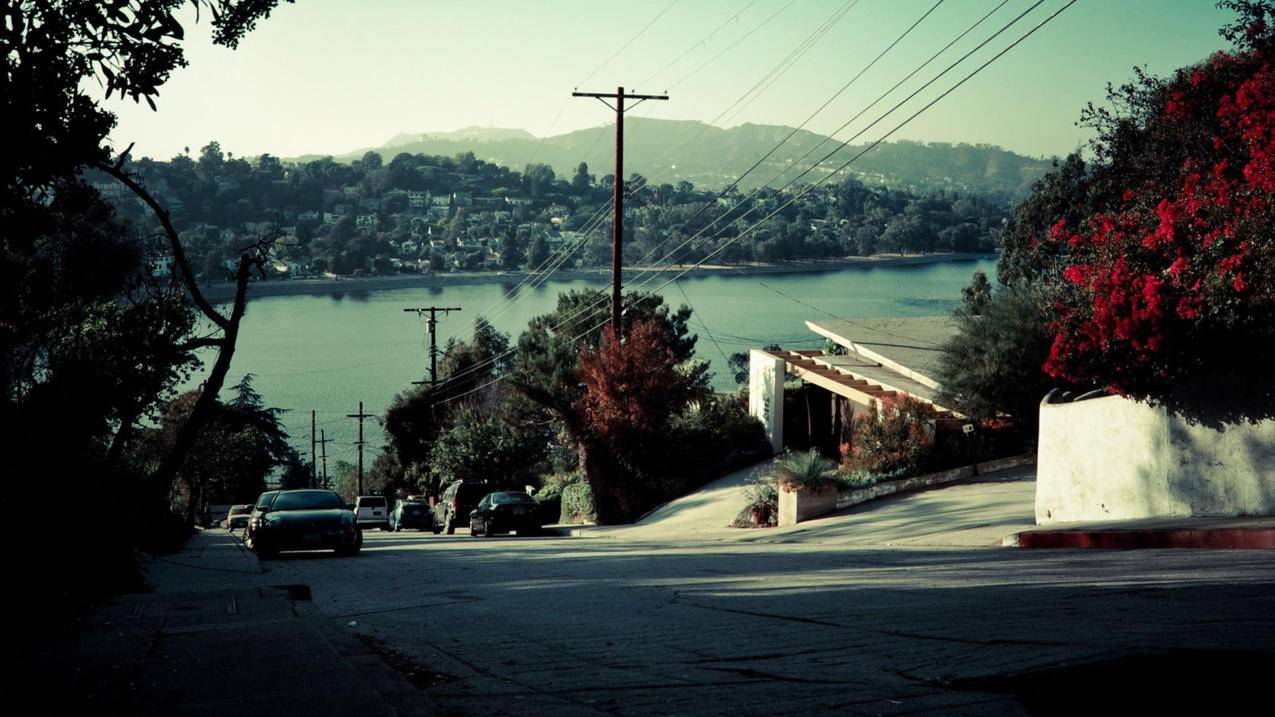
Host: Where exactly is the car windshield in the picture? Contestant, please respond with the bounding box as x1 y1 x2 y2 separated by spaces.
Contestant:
229 506 251 515
491 492 536 505
254 492 278 509
271 491 347 511
358 497 386 507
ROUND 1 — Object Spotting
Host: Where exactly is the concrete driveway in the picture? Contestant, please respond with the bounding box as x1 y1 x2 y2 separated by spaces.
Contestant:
577 461 1037 548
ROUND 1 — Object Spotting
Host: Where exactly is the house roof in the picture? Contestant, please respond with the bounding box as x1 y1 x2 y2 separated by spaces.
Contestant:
804 316 958 397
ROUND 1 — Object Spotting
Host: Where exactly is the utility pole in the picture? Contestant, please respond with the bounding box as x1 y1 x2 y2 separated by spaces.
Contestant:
317 430 332 489
347 401 374 496
310 410 317 488
572 86 668 336
403 306 462 386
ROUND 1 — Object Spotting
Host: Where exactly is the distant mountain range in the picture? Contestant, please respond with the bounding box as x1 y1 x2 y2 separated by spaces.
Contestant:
292 119 1055 196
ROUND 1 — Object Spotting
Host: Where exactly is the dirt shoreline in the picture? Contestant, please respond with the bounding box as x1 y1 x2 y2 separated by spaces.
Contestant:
199 252 996 302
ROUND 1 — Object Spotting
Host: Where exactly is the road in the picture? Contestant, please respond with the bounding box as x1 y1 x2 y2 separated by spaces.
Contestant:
241 527 1275 716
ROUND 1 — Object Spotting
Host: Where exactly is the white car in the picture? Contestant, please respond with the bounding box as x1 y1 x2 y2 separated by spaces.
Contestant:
354 495 390 530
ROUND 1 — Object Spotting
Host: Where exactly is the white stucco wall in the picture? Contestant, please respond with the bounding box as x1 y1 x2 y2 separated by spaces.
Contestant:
1036 393 1275 524
748 351 785 455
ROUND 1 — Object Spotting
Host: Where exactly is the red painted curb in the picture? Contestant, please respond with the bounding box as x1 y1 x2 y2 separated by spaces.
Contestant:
1012 528 1275 550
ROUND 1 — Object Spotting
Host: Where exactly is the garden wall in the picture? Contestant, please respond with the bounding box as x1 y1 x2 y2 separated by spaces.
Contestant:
1036 393 1275 524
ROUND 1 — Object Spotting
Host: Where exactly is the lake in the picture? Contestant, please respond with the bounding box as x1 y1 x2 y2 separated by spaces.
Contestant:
188 258 995 466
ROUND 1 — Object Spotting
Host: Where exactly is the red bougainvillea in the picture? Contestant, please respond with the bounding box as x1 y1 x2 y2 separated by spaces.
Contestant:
1043 28 1275 398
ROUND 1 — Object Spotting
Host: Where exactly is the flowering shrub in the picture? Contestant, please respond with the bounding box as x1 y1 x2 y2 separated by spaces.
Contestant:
841 397 936 475
1043 8 1275 399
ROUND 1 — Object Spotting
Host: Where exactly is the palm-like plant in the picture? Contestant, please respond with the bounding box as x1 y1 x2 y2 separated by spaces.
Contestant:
773 450 840 492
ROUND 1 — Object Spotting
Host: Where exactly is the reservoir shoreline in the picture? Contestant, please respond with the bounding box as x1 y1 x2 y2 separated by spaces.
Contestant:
200 252 996 302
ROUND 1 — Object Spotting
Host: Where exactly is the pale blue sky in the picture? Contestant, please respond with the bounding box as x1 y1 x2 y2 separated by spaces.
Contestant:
104 0 1233 161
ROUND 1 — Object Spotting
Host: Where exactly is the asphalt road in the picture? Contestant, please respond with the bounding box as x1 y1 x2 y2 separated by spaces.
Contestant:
249 528 1275 716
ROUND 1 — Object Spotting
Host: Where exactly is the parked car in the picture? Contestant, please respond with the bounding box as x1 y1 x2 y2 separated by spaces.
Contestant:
469 491 543 537
245 489 362 558
354 495 390 530
225 504 252 531
389 499 431 531
432 480 490 535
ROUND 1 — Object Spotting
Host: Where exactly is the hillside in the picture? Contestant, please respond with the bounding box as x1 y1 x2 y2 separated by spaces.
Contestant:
296 118 1054 196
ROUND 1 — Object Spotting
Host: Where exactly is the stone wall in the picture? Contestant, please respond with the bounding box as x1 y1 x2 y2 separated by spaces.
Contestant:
1036 393 1275 524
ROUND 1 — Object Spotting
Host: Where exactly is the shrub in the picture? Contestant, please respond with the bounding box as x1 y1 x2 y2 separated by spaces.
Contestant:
736 472 779 527
560 482 595 524
842 397 936 475
1040 7 1275 416
772 449 841 492
936 284 1066 439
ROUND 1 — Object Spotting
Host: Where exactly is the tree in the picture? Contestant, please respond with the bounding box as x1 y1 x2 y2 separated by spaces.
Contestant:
936 284 1064 439
500 231 524 271
147 375 299 524
1042 2 1275 416
576 320 709 522
2 0 287 608
527 235 551 269
428 408 538 490
572 162 594 192
961 270 993 315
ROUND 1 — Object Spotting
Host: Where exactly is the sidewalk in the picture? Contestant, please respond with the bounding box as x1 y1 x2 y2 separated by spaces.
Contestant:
41 529 438 716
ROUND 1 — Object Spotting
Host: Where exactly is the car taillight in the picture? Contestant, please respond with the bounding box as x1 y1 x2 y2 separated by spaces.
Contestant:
451 498 458 510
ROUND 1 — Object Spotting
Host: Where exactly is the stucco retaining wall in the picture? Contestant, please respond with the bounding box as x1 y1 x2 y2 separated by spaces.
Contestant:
1036 393 1275 524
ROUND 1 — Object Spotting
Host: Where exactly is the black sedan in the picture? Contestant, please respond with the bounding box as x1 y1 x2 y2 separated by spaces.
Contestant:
469 492 543 537
246 489 362 558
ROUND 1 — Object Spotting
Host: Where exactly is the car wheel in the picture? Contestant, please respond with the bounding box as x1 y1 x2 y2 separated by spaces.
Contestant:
431 522 442 535
445 515 455 535
484 520 496 537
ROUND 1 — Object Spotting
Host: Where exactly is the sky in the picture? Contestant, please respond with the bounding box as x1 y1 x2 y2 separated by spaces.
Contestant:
103 0 1235 162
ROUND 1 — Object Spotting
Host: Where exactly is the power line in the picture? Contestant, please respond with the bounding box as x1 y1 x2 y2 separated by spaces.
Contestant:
417 1 1054 397
668 0 798 90
637 0 757 90
578 0 680 87
625 0 1044 293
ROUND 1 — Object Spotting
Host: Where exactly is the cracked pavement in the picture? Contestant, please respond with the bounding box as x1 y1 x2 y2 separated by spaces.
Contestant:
237 529 1275 716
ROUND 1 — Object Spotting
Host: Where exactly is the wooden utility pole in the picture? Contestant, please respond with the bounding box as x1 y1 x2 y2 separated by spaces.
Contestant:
310 410 317 488
572 87 668 336
403 306 462 386
347 401 374 496
317 430 332 489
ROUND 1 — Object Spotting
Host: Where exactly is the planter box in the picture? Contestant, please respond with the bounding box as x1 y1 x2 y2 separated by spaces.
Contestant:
834 465 975 512
776 462 1008 527
777 484 838 527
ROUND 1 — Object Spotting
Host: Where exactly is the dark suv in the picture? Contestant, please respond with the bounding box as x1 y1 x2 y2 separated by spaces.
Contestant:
433 480 490 534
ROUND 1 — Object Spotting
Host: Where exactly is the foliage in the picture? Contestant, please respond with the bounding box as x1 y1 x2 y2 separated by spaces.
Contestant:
141 375 298 524
735 472 778 528
575 320 710 523
3 0 286 615
427 408 539 490
841 397 936 476
1042 8 1275 411
961 270 993 314
559 482 595 524
771 449 840 492
936 284 1065 438
996 153 1092 286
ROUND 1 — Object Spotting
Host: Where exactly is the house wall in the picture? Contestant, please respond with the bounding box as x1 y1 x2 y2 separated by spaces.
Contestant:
748 351 785 455
1036 393 1275 524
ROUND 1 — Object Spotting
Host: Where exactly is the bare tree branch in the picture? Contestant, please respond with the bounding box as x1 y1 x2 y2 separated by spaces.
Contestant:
94 161 230 331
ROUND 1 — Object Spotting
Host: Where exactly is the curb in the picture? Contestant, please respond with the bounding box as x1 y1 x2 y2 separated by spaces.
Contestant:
1004 527 1275 550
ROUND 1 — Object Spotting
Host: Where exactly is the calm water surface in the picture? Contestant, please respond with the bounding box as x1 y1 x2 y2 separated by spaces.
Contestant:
189 259 994 464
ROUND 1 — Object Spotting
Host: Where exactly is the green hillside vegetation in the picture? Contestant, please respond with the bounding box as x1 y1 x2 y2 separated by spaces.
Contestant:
87 139 1012 284
295 118 1053 196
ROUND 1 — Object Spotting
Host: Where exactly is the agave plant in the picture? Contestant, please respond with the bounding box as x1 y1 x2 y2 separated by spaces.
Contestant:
772 449 840 492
